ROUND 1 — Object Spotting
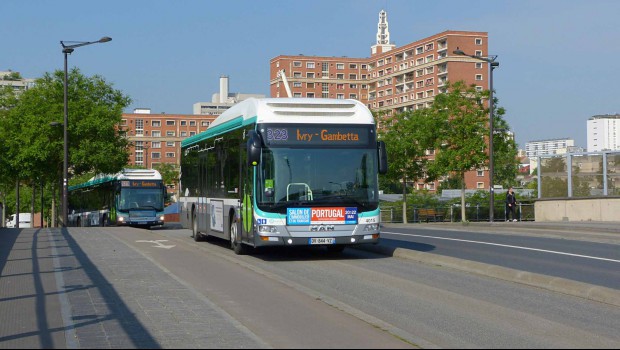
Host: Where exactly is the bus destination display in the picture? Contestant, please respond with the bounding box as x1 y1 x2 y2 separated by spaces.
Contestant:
260 125 371 146
121 180 161 188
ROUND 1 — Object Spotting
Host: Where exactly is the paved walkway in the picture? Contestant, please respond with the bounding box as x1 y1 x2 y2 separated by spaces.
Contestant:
0 227 266 349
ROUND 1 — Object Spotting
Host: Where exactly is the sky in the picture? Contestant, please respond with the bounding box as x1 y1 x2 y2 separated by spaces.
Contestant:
2 0 619 149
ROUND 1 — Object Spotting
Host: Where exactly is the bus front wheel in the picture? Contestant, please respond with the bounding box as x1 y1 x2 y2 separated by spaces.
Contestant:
230 217 246 255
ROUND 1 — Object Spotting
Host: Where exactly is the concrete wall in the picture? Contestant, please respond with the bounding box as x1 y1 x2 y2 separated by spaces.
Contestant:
535 198 620 222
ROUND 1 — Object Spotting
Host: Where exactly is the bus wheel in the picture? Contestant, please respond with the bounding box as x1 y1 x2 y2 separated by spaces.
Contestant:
192 211 202 242
230 217 246 255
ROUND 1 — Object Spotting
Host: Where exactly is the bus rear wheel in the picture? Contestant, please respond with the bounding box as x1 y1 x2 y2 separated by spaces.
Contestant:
192 210 203 242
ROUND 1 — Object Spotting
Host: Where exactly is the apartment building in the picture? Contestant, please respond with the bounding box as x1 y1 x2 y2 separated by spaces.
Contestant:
588 114 620 152
0 70 35 95
270 10 492 191
121 109 217 169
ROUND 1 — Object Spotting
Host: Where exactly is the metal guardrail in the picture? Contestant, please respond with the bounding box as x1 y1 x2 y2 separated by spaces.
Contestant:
380 203 535 223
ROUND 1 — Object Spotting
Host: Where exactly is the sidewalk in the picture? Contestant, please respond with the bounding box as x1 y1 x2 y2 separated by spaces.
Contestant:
0 227 266 349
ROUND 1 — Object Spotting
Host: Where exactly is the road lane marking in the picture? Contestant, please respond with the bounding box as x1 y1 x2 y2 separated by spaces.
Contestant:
136 240 176 249
382 231 620 263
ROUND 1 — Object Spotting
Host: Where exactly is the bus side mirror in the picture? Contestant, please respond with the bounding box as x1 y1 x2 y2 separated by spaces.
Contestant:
378 140 388 174
247 130 262 167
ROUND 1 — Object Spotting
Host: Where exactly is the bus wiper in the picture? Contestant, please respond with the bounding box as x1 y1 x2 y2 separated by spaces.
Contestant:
134 205 160 210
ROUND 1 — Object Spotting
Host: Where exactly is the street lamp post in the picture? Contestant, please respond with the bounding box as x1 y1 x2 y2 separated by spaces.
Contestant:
453 47 500 222
60 37 111 227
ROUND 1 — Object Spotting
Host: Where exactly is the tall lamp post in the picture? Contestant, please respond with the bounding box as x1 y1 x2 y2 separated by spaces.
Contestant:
453 47 499 222
60 37 111 227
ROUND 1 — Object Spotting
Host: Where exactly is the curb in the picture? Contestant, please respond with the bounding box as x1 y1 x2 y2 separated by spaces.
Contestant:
354 244 620 308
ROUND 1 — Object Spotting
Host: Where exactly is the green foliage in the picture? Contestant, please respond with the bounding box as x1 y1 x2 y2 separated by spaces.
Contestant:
2 68 131 183
0 69 132 225
153 163 179 187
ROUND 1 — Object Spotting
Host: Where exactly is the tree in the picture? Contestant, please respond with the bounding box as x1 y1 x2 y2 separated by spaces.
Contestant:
491 102 519 188
379 107 442 222
4 68 131 183
427 81 489 222
1 69 131 224
154 163 179 188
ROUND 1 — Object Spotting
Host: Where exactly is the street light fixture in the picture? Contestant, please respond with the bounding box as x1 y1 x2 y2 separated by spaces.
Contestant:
60 36 111 227
453 47 500 222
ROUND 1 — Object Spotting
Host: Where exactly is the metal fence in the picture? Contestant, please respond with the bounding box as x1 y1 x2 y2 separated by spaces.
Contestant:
380 203 535 223
538 150 620 198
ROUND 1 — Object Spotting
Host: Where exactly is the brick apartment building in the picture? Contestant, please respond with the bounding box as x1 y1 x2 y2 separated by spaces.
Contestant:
270 10 492 192
121 109 216 169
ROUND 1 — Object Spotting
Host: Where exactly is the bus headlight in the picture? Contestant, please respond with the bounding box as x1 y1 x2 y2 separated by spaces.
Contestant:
258 225 279 234
118 216 125 222
364 223 380 231
159 215 165 221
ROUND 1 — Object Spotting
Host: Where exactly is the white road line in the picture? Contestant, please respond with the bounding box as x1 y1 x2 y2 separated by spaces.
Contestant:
382 231 620 263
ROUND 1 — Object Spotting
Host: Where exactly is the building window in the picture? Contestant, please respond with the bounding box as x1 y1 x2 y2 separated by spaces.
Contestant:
151 152 161 159
425 43 434 51
337 94 344 99
336 63 344 69
189 131 196 136
152 131 161 137
349 94 357 99
322 83 329 92
166 120 175 126
293 93 302 97
475 74 483 81
180 120 187 126
306 62 315 69
475 38 483 45
293 82 302 87
201 121 210 127
166 152 175 158
349 74 357 80
307 93 315 98
121 119 127 126
293 61 302 67
477 170 484 177
477 182 485 189
337 84 344 90
475 50 483 57
337 73 344 79
152 141 161 149
180 131 187 137
189 120 196 126
349 64 357 69
476 62 483 69
416 47 423 54
349 84 357 89
166 131 175 137
307 82 315 88
166 141 175 147
293 72 302 78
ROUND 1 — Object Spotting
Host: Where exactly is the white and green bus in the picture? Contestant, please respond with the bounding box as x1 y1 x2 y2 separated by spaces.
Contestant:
68 168 166 228
180 98 387 254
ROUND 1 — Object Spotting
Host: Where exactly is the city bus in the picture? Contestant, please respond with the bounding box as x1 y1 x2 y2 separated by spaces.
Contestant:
180 98 388 254
68 168 166 228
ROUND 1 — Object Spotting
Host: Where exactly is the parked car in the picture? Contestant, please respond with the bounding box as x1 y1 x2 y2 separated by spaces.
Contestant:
6 213 32 228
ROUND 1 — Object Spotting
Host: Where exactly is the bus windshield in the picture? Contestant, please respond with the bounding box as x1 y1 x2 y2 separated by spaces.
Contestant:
256 147 380 213
118 188 164 211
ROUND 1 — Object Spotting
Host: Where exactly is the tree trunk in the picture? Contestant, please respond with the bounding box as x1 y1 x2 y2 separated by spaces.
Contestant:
402 175 408 224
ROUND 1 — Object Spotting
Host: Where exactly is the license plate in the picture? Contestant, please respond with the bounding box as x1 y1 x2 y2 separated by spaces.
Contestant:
309 237 335 245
